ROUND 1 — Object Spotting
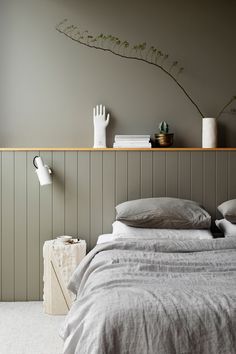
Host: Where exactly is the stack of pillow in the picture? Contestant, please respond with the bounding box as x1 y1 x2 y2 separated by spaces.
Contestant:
215 199 236 237
112 197 213 241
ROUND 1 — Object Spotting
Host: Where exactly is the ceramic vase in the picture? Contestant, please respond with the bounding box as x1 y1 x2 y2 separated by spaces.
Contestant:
202 117 217 148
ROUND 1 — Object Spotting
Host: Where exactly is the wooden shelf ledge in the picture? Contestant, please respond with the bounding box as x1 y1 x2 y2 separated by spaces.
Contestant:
0 148 235 151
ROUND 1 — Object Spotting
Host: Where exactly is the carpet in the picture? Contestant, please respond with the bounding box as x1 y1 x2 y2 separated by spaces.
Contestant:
0 302 65 354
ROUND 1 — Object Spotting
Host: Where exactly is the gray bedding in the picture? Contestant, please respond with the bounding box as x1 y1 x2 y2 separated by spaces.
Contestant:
60 238 236 354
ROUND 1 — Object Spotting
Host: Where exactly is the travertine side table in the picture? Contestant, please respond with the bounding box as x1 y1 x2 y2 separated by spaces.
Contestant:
43 239 86 315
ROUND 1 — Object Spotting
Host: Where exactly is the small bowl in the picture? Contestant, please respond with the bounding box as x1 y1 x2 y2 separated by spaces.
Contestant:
56 236 72 243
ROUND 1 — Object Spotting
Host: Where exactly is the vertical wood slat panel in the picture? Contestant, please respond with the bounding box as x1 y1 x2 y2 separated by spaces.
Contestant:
216 151 228 219
27 151 40 300
178 152 191 199
103 152 115 234
128 152 141 200
78 152 90 246
153 152 166 197
141 152 153 198
0 150 236 301
116 152 128 205
52 152 65 237
90 152 103 248
39 152 53 297
191 152 203 205
229 151 236 199
0 153 1 300
1 152 14 301
203 152 216 219
14 152 27 300
166 152 178 197
65 152 78 236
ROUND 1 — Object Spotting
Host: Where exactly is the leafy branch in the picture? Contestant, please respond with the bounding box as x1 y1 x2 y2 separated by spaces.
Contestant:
56 19 235 119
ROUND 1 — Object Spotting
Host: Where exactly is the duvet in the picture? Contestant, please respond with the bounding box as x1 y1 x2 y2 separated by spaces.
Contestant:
60 238 236 354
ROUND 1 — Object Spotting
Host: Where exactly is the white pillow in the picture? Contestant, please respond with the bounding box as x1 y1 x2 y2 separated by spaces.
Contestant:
215 219 236 237
112 221 213 240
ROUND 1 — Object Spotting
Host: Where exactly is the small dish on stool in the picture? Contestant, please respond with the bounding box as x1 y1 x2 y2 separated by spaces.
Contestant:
56 236 72 243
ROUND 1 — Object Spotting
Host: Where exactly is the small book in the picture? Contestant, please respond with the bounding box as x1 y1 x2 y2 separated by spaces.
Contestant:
113 142 152 148
115 135 150 142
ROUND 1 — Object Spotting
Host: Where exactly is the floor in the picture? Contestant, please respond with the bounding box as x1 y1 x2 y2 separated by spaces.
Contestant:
0 302 65 354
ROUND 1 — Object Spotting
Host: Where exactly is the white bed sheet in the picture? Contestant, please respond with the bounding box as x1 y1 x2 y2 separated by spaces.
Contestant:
97 234 114 244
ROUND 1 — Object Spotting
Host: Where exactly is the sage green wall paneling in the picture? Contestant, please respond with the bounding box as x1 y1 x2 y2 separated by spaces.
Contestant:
103 152 115 234
128 152 141 201
153 152 166 197
2 152 14 300
203 152 216 219
0 153 1 300
190 152 203 205
27 151 40 300
216 151 228 219
52 152 65 237
141 152 153 198
14 152 27 300
0 150 236 300
90 152 103 248
65 152 78 236
78 152 90 245
166 152 178 197
178 152 191 200
228 152 236 198
39 152 53 297
115 152 128 205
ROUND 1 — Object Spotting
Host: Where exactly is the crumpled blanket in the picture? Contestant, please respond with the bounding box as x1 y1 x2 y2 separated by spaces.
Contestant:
60 237 236 354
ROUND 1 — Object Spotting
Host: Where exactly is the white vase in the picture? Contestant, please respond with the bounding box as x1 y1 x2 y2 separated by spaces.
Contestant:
202 117 217 148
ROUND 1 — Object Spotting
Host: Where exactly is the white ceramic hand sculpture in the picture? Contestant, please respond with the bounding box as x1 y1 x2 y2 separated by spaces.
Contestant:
93 104 110 148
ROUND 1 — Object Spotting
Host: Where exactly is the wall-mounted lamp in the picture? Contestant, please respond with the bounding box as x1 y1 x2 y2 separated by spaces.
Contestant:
33 156 52 186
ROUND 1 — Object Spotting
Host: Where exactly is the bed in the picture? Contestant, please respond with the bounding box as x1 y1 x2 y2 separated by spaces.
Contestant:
60 236 236 354
60 198 236 354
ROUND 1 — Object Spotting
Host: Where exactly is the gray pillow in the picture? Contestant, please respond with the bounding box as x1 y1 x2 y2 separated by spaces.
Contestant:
215 219 236 237
218 199 236 223
116 197 211 229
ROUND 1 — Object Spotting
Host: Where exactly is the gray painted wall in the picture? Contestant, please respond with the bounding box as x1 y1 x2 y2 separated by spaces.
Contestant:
1 0 236 147
0 150 236 301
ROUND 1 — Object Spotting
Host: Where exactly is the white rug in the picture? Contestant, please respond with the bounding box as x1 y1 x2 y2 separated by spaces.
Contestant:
0 302 65 354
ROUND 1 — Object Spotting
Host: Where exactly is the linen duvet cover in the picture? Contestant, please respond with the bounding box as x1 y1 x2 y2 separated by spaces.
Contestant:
60 237 236 354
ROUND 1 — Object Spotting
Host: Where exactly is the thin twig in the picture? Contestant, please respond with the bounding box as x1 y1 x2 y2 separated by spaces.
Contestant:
56 27 204 118
216 96 236 118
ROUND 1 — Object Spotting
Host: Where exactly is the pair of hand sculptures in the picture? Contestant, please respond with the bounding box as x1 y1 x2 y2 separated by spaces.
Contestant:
93 104 110 148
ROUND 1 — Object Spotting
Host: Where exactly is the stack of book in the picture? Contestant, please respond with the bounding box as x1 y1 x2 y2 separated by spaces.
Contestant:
113 135 151 148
